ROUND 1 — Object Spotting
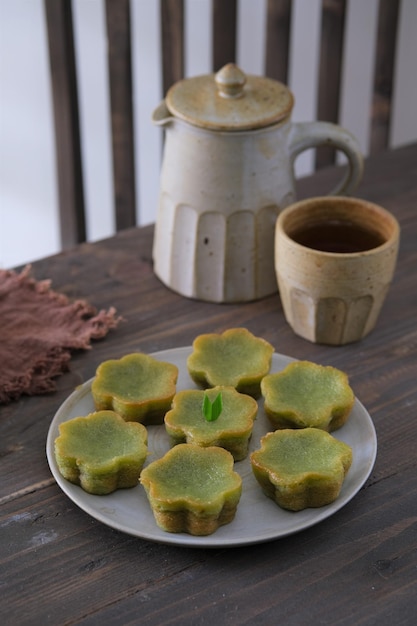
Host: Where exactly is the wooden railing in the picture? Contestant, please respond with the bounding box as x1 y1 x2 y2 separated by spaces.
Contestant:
45 0 405 249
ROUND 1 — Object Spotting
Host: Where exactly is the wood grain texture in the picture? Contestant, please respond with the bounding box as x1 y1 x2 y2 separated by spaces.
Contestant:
1 144 416 625
316 0 346 169
44 0 86 248
161 0 185 93
212 0 238 70
105 0 137 231
265 0 292 83
370 0 401 154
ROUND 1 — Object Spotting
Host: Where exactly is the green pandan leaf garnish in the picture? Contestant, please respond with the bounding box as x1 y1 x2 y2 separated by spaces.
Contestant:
202 392 223 422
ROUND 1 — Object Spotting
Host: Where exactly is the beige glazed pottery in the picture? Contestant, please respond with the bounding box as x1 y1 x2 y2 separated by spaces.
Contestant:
152 63 364 303
275 196 400 345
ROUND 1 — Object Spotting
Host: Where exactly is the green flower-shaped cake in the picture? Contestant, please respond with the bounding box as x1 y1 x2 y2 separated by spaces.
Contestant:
251 428 353 511
261 360 355 432
187 328 274 398
91 353 178 424
54 410 148 495
164 386 258 461
140 444 242 535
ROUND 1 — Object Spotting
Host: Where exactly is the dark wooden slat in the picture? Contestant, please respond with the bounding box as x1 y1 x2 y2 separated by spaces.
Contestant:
105 0 136 231
370 0 401 154
160 0 184 94
265 0 292 83
315 0 346 170
44 0 86 248
212 0 237 71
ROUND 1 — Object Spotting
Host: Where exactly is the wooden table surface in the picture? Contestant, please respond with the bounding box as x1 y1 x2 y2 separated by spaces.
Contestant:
1 143 416 625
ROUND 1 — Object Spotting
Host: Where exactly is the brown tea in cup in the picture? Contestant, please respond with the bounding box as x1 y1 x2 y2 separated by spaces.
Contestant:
290 219 386 253
274 196 400 345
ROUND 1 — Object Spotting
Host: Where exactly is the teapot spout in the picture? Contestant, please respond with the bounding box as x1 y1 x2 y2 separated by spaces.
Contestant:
152 101 173 126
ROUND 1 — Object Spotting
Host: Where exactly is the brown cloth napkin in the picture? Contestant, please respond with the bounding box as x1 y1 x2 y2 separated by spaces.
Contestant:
0 265 121 404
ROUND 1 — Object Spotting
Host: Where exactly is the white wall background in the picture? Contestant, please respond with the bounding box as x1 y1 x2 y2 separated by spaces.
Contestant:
1 0 416 268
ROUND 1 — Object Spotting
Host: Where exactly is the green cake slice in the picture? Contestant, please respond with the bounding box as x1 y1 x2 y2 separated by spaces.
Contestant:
251 428 353 511
261 360 355 431
164 386 258 461
91 352 178 424
54 410 148 495
140 444 242 535
187 327 274 398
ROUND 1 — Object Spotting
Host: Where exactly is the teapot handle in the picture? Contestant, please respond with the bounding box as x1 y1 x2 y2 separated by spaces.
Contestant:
288 122 364 195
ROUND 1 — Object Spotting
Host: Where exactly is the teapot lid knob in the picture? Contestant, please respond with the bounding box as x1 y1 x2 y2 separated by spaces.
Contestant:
215 63 246 98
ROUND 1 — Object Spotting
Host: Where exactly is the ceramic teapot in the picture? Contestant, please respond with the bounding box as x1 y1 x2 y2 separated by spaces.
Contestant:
152 63 363 303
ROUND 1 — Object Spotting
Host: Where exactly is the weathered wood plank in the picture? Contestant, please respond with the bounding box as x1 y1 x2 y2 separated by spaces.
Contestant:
316 0 347 169
105 0 137 231
212 0 238 70
44 0 86 247
370 0 401 154
161 0 185 92
265 0 292 83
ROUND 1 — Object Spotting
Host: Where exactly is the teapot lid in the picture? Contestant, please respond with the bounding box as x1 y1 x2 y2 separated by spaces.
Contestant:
165 63 294 131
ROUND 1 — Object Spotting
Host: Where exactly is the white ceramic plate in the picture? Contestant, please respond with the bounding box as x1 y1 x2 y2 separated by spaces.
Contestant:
46 347 377 548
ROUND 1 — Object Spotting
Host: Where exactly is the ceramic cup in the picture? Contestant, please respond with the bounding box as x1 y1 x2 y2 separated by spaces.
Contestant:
275 196 400 345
